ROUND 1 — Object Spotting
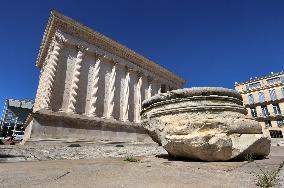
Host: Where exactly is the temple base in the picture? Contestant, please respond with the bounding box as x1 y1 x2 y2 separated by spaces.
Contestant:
22 110 153 144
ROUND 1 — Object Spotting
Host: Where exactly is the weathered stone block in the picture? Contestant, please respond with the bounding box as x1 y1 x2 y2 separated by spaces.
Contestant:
141 87 271 161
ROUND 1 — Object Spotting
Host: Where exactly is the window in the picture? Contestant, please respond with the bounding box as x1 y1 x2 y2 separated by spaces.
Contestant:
258 92 265 103
248 94 254 104
269 89 277 101
250 107 257 117
269 130 283 138
272 103 281 115
267 77 280 85
261 105 269 117
265 120 272 128
277 119 284 127
246 82 261 90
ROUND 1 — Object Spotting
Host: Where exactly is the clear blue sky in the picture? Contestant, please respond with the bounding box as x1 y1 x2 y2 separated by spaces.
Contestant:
0 0 283 110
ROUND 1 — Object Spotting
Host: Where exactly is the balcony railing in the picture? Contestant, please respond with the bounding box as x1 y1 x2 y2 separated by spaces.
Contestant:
271 112 282 117
258 112 270 118
278 124 284 128
255 112 283 119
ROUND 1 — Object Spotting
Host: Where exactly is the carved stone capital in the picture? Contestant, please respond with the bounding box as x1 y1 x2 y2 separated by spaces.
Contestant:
54 33 67 44
94 53 103 60
111 61 119 67
125 66 135 73
137 72 144 78
77 45 88 52
147 76 153 83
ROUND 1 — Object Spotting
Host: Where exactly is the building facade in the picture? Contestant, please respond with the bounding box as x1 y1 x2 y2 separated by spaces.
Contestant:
235 71 284 139
0 99 33 138
25 11 186 142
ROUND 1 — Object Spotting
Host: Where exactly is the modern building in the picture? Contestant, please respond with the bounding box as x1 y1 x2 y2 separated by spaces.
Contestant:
0 99 34 138
235 71 284 139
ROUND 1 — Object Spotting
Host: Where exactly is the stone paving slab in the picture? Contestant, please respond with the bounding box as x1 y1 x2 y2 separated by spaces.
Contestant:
0 143 284 187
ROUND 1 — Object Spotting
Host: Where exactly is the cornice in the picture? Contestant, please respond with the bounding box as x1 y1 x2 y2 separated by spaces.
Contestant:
36 10 186 86
235 71 284 87
238 81 284 94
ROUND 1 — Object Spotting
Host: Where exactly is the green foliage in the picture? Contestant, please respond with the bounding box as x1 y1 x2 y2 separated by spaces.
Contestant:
256 169 278 187
256 161 284 188
245 153 255 163
124 156 140 162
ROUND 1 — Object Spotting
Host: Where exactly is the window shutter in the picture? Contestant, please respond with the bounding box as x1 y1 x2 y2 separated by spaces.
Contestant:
270 89 277 101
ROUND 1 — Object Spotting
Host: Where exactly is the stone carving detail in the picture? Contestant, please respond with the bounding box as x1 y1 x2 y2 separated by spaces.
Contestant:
41 34 66 109
121 68 130 121
105 62 117 118
67 45 87 113
134 73 143 123
141 87 271 161
88 56 101 116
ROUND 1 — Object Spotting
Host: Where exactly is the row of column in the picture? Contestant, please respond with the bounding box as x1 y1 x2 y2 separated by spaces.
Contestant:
39 35 167 123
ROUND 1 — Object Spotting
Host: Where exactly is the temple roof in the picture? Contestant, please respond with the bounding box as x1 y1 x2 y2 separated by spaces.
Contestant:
36 10 186 86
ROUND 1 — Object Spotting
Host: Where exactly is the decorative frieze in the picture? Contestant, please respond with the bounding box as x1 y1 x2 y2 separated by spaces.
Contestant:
67 45 88 113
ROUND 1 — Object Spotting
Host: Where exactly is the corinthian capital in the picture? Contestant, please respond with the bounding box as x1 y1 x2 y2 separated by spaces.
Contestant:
137 72 144 78
54 33 67 44
147 76 153 83
77 45 88 52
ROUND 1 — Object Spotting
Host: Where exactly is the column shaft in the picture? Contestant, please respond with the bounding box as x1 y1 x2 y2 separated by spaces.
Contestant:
88 57 101 116
134 74 143 123
41 35 65 110
67 46 86 113
121 69 130 121
146 77 152 100
104 63 116 118
158 82 162 94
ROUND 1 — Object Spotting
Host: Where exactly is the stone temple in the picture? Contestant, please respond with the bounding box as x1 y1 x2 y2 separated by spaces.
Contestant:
24 11 186 142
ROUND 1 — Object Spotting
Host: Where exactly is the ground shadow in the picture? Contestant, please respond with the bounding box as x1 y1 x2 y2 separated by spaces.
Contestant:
155 153 268 162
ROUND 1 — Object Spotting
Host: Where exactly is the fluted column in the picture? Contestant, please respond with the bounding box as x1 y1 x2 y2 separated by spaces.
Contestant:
104 62 117 119
88 55 101 116
146 76 153 100
121 67 130 121
157 81 162 94
34 44 55 112
67 45 87 113
134 73 143 123
41 34 66 110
